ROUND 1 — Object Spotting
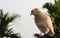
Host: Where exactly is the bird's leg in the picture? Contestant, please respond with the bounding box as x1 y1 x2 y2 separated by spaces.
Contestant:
45 28 49 34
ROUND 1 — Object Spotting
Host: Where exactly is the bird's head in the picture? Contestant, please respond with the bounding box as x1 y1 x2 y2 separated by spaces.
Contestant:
30 8 40 16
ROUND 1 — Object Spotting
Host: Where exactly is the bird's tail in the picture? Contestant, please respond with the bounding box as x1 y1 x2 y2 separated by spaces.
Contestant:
47 29 55 36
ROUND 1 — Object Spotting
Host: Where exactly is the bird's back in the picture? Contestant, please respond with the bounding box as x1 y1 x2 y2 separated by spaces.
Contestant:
31 8 55 36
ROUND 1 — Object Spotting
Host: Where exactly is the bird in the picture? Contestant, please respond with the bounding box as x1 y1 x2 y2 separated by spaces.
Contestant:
30 8 55 36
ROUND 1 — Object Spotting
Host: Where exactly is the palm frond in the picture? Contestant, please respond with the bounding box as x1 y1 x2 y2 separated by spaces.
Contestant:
10 34 20 38
0 10 20 38
0 9 3 18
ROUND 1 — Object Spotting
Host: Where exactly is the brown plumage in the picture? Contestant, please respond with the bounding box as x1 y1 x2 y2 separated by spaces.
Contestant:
31 8 55 36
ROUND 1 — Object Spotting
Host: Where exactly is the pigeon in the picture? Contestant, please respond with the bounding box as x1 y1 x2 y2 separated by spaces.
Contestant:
31 8 55 36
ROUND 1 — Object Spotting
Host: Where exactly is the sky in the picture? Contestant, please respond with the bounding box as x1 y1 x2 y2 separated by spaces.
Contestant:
0 0 54 38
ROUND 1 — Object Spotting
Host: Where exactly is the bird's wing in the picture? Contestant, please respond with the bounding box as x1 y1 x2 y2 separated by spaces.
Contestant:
46 16 54 36
46 16 54 31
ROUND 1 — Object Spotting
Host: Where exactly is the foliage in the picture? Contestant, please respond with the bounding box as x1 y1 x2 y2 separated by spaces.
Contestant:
0 9 21 38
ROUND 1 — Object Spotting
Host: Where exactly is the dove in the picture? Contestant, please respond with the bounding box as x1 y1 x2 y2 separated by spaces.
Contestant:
31 8 55 36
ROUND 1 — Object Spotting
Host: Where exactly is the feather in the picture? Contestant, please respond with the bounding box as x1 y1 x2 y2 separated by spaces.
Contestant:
31 8 55 36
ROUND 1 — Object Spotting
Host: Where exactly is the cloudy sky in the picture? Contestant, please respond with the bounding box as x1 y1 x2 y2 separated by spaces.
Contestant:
0 0 54 38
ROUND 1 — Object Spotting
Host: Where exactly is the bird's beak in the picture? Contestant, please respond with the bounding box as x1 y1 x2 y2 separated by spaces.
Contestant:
30 13 32 16
30 10 33 16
